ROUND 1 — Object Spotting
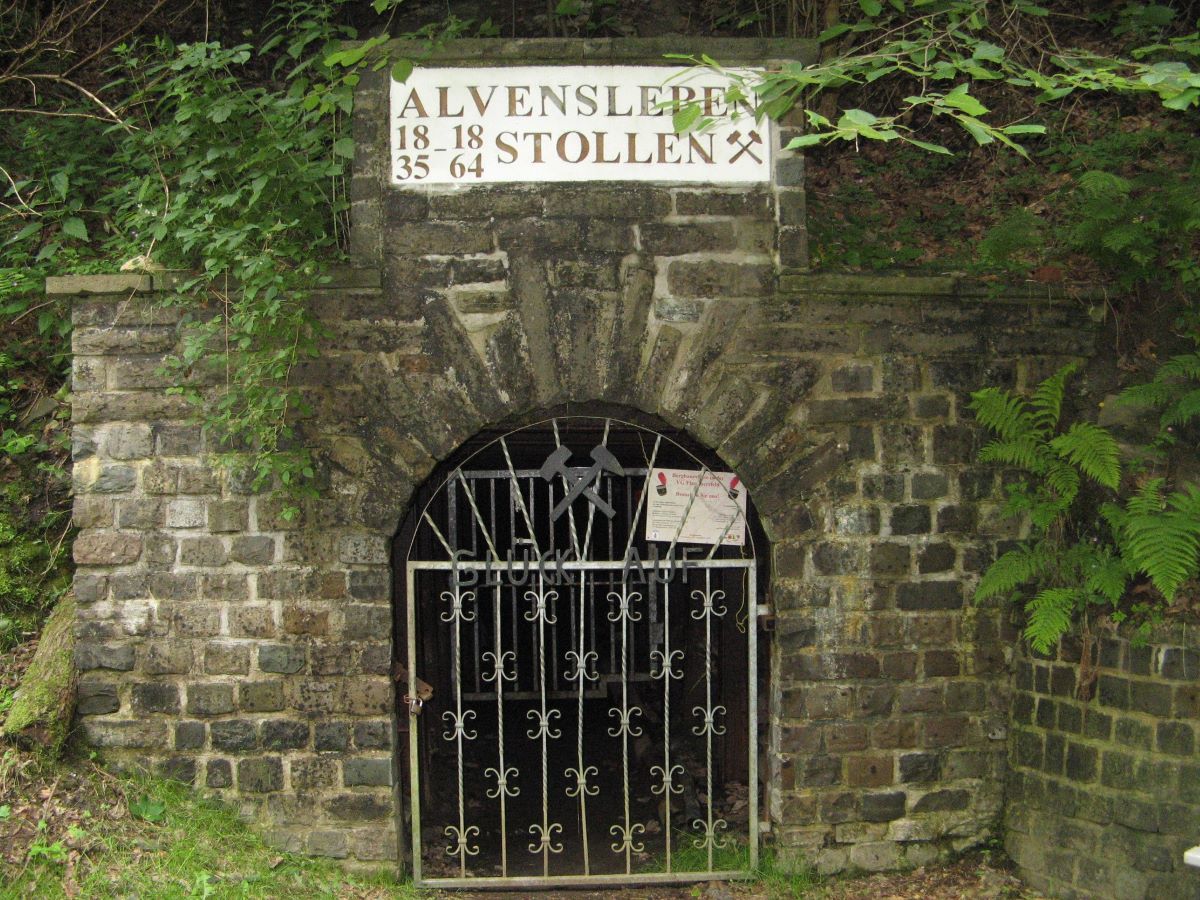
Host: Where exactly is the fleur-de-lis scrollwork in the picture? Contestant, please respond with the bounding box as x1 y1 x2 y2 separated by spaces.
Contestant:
650 763 685 796
439 589 477 623
606 589 643 623
563 649 599 683
690 587 727 620
527 822 564 855
444 823 481 858
691 704 727 736
522 588 559 624
481 649 517 684
564 764 599 798
650 648 684 681
609 821 646 855
484 765 520 799
442 708 478 742
526 707 562 740
607 705 644 738
691 817 729 852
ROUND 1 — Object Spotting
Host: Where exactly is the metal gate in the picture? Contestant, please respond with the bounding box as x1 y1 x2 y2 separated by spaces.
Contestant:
399 417 762 889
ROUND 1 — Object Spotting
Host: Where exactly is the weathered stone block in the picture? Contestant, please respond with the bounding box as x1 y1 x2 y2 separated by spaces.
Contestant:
206 759 233 788
76 642 135 671
343 757 392 787
204 641 250 675
896 581 962 611
667 260 773 298
230 535 276 566
211 719 258 752
889 505 931 535
187 683 235 717
262 720 310 751
259 643 307 674
132 682 180 714
165 501 205 528
179 536 227 567
74 532 143 565
238 757 283 793
77 680 121 715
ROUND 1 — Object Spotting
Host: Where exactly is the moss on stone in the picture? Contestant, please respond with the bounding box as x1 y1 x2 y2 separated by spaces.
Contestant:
2 593 76 757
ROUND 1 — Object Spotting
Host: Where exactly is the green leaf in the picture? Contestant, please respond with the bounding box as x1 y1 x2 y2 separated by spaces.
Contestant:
817 23 852 43
957 116 995 146
61 217 88 241
672 103 702 133
129 796 167 823
858 0 883 16
972 41 1005 62
941 85 989 116
51 171 69 198
391 58 414 83
332 137 355 159
785 134 825 149
906 138 952 154
1002 124 1046 135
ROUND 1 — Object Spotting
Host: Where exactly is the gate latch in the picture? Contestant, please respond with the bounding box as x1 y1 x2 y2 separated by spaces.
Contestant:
393 662 434 716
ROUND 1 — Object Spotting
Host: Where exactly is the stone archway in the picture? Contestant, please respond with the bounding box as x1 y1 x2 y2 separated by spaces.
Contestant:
388 409 771 887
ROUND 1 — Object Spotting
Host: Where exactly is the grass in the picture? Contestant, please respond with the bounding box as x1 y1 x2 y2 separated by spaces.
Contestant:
0 751 417 899
656 828 821 899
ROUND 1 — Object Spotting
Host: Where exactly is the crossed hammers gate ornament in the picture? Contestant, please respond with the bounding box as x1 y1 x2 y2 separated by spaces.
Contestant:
539 444 624 520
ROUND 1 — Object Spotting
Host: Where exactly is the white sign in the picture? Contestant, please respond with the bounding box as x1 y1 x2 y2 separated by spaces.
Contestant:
645 468 747 546
389 66 771 186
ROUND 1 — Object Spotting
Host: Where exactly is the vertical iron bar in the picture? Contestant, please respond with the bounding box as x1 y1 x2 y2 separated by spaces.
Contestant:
574 581 592 873
452 577 468 877
748 565 759 872
406 564 423 884
493 583 509 876
703 568 714 872
537 575 552 875
662 580 673 873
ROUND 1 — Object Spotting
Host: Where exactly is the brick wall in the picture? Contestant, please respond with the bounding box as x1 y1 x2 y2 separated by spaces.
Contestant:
1006 628 1200 899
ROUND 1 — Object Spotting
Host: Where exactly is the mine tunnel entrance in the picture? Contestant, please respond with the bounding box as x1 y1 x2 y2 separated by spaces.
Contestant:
393 411 770 888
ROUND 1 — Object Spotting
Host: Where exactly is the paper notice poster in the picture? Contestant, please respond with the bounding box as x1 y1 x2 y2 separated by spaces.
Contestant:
645 468 746 546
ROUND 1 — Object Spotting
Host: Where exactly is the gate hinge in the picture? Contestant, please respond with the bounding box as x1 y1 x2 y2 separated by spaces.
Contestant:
757 603 775 631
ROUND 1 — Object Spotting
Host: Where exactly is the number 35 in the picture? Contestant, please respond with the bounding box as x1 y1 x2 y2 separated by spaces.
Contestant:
396 154 429 180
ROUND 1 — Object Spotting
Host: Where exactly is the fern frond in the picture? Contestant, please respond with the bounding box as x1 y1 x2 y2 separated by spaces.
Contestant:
1024 587 1078 654
1122 485 1200 600
1116 381 1174 409
1028 362 1078 434
1043 460 1081 506
978 437 1052 473
1083 550 1131 604
968 388 1035 443
1162 388 1200 429
975 544 1052 601
1156 352 1200 382
1049 422 1121 489
1124 478 1167 515
1076 170 1132 199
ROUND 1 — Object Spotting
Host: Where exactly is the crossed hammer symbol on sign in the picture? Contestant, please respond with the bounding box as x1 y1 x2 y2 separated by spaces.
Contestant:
539 445 625 521
728 129 764 164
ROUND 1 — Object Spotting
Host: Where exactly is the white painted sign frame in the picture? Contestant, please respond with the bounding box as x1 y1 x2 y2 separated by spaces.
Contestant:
389 65 772 186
